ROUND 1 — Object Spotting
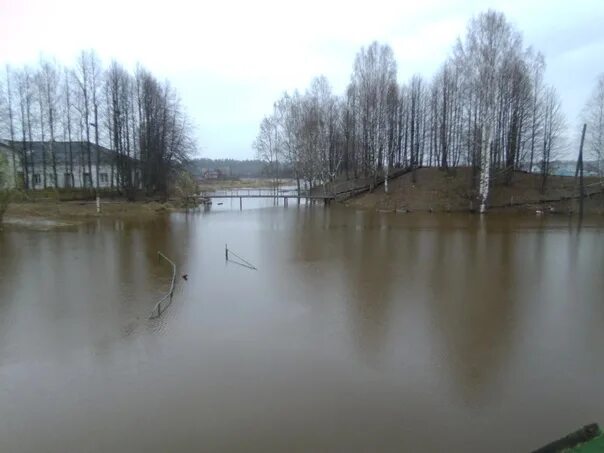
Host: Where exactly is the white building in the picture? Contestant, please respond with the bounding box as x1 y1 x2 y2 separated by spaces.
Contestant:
0 140 139 190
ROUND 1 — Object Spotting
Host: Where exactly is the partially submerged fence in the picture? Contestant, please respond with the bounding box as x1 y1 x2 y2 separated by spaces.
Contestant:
225 244 257 270
150 251 177 319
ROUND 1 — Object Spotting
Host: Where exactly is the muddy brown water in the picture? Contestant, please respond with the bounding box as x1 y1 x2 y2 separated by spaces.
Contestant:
1 199 603 452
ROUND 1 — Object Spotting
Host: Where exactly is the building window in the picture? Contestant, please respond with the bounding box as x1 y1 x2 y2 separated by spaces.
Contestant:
33 174 41 185
100 173 109 184
83 173 92 188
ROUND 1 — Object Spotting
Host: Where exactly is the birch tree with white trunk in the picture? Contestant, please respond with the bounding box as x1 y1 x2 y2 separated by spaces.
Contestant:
455 10 523 212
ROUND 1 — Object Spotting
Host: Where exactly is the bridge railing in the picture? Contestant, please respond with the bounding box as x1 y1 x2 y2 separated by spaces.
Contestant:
200 187 312 197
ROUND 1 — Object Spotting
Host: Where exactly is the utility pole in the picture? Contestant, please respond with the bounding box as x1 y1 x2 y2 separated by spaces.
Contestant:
90 120 101 213
575 123 587 219
93 102 100 190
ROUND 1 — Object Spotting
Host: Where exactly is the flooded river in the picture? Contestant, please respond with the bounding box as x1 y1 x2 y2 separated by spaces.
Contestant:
1 199 603 452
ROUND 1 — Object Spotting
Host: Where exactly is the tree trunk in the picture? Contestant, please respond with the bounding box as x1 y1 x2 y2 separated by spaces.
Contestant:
479 124 492 213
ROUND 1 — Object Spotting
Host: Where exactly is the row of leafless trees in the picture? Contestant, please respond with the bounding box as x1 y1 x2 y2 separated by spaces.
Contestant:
0 50 195 196
583 74 604 182
255 10 574 206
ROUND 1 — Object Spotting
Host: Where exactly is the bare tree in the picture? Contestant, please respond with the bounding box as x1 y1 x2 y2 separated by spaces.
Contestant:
38 58 61 187
540 86 566 192
527 51 545 173
408 74 424 183
308 76 339 191
274 91 303 193
62 68 75 186
136 68 194 197
34 71 47 188
253 115 280 188
89 52 102 189
17 68 36 188
106 61 135 193
4 66 19 187
74 51 94 187
348 42 397 186
583 73 604 183
0 150 10 224
454 10 524 211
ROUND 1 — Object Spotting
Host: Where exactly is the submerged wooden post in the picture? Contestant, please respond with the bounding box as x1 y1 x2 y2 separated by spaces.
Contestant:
240 197 242 210
225 244 229 261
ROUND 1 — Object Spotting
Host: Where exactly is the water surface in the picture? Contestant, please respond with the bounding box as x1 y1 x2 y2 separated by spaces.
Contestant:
1 201 603 452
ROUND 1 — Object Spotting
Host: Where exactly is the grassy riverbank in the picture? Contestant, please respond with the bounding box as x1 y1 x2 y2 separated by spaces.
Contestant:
2 171 602 230
345 168 604 214
0 178 298 227
2 199 176 229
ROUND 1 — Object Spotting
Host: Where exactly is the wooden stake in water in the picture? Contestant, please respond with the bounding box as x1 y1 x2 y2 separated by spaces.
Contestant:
224 245 257 270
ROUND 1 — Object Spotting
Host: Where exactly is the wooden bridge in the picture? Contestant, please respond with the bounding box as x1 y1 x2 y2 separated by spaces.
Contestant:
197 189 335 209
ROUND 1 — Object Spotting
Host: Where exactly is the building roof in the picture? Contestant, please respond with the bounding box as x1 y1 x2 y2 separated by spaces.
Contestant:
0 140 137 166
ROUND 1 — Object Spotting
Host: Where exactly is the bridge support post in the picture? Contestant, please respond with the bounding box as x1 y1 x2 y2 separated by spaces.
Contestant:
240 197 242 210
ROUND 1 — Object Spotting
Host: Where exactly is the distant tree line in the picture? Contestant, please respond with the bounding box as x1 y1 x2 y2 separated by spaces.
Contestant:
188 158 294 179
255 10 602 209
0 50 195 197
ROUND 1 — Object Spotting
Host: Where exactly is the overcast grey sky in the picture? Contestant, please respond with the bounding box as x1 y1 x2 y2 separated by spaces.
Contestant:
1 0 603 159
